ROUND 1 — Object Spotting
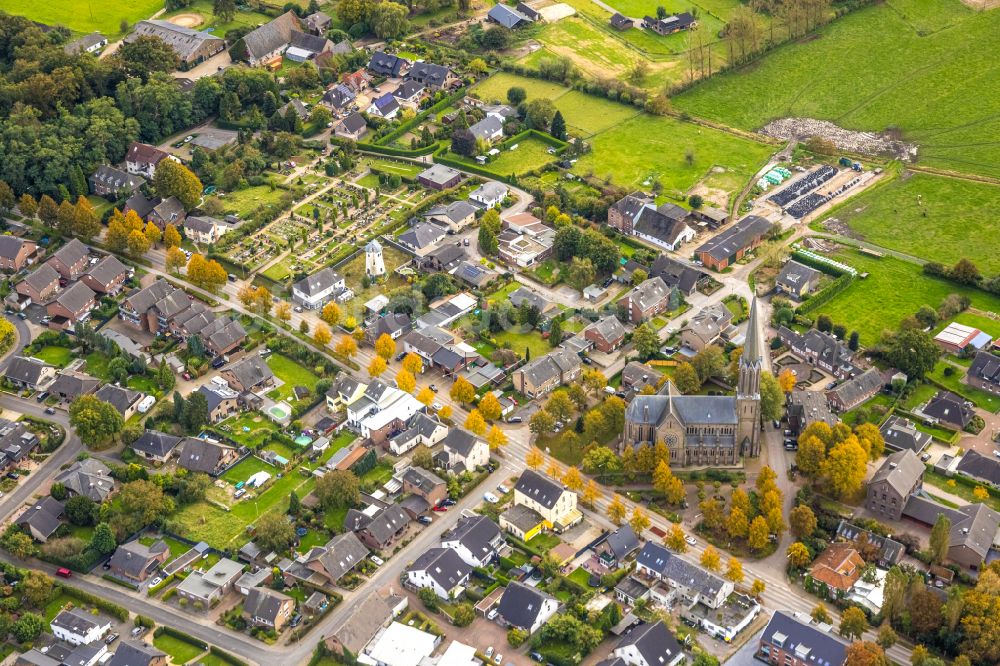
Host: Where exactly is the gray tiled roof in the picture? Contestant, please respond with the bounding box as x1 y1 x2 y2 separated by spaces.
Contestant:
178 438 234 474
109 539 168 579
53 281 95 314
626 276 669 311
405 62 451 87
15 496 63 538
442 515 502 560
132 430 182 458
695 215 772 262
956 449 1000 487
968 350 1000 388
497 581 555 630
107 641 167 666
226 354 274 390
89 165 144 193
94 383 141 417
407 547 471 591
51 608 104 635
241 11 300 60
424 200 476 225
615 621 683 666
244 587 293 624
760 612 848 666
54 458 114 502
312 531 369 582
86 254 129 287
399 222 445 250
48 371 99 399
128 21 223 61
442 428 480 459
870 449 924 496
294 267 343 297
514 469 565 510
637 541 727 600
828 367 883 406
5 356 51 385
880 416 931 453
402 466 446 494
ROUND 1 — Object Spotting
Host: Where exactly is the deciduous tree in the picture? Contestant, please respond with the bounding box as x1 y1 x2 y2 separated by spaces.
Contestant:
607 494 627 526
69 395 124 448
748 515 770 552
526 447 544 469
838 607 867 641
725 557 744 583
152 159 203 210
478 392 502 422
465 409 487 436
786 542 811 568
666 523 687 552
487 425 507 450
790 505 817 539
629 506 650 534
450 376 475 404
700 545 721 572
335 335 358 358
313 323 332 346
374 332 394 359
396 368 416 393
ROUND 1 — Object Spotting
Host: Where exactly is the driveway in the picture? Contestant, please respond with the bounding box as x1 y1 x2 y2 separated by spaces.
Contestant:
174 50 232 80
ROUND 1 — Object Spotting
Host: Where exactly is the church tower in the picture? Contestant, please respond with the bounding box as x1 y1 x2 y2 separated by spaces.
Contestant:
737 296 767 458
365 240 386 278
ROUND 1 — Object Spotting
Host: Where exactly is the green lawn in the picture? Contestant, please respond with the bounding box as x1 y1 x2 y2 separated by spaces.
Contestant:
161 0 273 36
567 567 592 587
319 431 357 463
446 135 558 177
923 469 1000 513
492 327 555 361
674 0 1000 179
7 0 164 36
84 351 111 380
527 532 561 550
827 173 1000 273
927 361 1000 413
261 259 295 283
221 455 277 485
265 353 321 401
474 72 574 104
153 632 207 664
31 346 73 367
364 157 424 179
210 184 288 218
215 412 280 448
807 249 1000 346
43 593 74 622
139 535 190 560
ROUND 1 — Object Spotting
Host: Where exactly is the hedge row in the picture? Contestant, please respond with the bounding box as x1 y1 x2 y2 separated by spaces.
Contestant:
797 273 854 316
146 573 175 596
791 249 853 277
373 87 467 147
102 574 138 591
208 646 250 666
154 625 208 650
353 141 440 158
61 586 129 622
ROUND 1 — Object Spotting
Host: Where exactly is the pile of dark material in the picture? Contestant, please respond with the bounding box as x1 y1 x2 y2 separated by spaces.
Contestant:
787 175 863 219
769 165 837 207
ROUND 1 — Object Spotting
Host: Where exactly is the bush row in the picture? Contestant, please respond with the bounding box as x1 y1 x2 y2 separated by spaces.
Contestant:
797 273 854 316
154 625 208 650
60 585 129 622
373 88 468 147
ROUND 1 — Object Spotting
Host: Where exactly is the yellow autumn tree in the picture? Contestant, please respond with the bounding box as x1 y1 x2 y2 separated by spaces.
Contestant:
402 352 423 375
416 387 435 406
562 466 583 491
368 356 387 378
665 524 687 552
726 557 744 584
478 392 502 422
607 494 627 526
438 405 452 421
526 447 544 469
465 409 487 436
165 246 187 274
163 223 182 248
700 545 721 572
487 425 507 450
450 376 475 404
335 335 358 358
629 506 651 534
144 221 161 246
321 302 342 327
778 368 797 393
581 479 600 507
313 323 332 346
275 301 291 322
374 333 395 360
396 369 416 393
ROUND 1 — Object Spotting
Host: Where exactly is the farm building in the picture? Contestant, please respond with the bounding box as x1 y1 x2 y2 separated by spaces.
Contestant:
694 215 772 271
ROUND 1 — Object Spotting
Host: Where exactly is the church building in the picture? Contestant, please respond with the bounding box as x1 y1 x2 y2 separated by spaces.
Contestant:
621 297 767 466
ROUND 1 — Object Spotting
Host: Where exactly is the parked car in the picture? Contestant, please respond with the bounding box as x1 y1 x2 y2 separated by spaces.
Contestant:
483 492 499 504
234 488 246 499
182 372 192 381
211 356 226 369
431 402 443 411
530 652 544 663
370 555 384 566
104 633 119 645
432 505 448 512
684 535 697 546
440 499 456 507
485 647 494 658
494 654 503 664
44 407 56 415
429 385 437 392
497 484 509 494
487 609 498 620
130 627 145 638
290 614 302 628
396 352 407 362
149 577 162 587
36 391 49 402
55 568 72 578
507 416 523 424
417 516 433 525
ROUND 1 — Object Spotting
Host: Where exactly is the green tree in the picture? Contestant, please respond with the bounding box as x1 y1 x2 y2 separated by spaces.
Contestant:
21 571 54 608
550 110 567 140
632 323 660 360
254 511 296 552
369 1 409 38
152 159 203 210
885 329 939 380
65 495 98 526
453 603 475 626
759 372 783 421
315 470 360 509
691 345 726 383
507 87 526 105
116 36 180 78
525 98 556 130
566 256 596 291
182 390 209 432
929 513 950 564
839 607 867 641
69 395 124 448
12 613 44 643
91 522 117 555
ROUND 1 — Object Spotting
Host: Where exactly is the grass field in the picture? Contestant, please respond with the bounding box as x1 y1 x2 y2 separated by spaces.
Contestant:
674 0 1000 179
162 0 273 36
216 412 280 449
265 353 321 402
31 346 73 367
450 135 558 177
927 361 1000 413
827 173 1000 273
473 72 773 194
809 249 1000 346
211 184 289 218
153 632 206 664
8 0 163 35
261 258 295 283
493 327 554 361
364 157 424 179
221 456 277 485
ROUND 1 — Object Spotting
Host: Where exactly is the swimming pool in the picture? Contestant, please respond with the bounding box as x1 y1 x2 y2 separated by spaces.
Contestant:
268 404 291 421
294 435 313 446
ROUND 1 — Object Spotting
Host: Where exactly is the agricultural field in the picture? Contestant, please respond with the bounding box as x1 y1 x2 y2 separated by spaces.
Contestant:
674 0 1000 179
821 172 1000 273
472 72 773 194
6 0 163 35
807 248 1000 346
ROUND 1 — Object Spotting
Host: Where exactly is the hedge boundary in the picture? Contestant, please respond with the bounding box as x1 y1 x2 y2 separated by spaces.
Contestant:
373 87 467 147
433 129 569 184
61 585 129 622
153 625 208 650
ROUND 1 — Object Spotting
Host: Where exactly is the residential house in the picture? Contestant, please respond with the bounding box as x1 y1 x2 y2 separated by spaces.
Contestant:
94 384 144 419
15 263 60 304
334 112 368 141
775 260 821 299
469 181 508 208
342 68 372 93
866 449 924 520
177 438 239 476
50 609 111 646
108 539 170 584
635 542 733 610
468 115 505 144
46 281 96 329
614 576 651 606
47 371 99 401
967 350 1000 394
680 302 733 352
326 375 367 410
595 525 641 569
786 390 837 437
835 521 905 568
15 497 63 542
618 276 671 324
401 466 448 507
0 237 37 273
88 165 144 199
107 642 167 666
512 347 581 398
642 12 695 34
175 558 244 606
499 504 547 540
147 196 186 231
303 11 332 34
64 32 108 55
221 354 275 393
387 412 447 456
694 215 772 271
323 83 356 111
440 429 490 473
345 503 410 551
809 542 864 594
418 164 462 191
285 30 334 62
613 620 685 666
487 3 534 28
126 21 225 66
80 255 129 295
298 531 369 585
441 515 506 567
608 192 693 251
778 326 856 378
197 383 240 422
511 469 580 531
902 495 1000 571
0 419 38 469
47 238 91 280
345 380 423 440
422 200 477 232
880 415 932 454
756 611 849 666
583 316 627 354
405 62 454 89
367 51 408 77
956 449 1000 488
406 547 472 599
497 213 555 267
131 431 183 463
495 582 559 635
121 280 246 353
232 11 301 66
621 362 661 395
325 593 396 657
453 261 498 289
393 80 425 106
244 587 296 632
508 286 559 321
125 141 171 178
827 367 884 412
367 92 400 119
184 216 228 245
422 244 467 273
54 458 115 502
398 222 446 255
292 267 350 310
922 390 975 429
4 355 56 390
610 12 633 29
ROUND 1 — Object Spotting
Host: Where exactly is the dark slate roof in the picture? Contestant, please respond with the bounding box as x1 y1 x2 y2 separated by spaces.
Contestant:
289 29 330 54
695 215 772 262
968 350 1000 389
610 12 632 28
395 80 425 100
625 276 669 311
53 458 114 502
15 496 63 538
5 356 51 385
870 449 924 496
923 390 974 428
625 393 737 427
109 539 168 579
52 238 90 270
185 215 223 233
517 2 542 19
151 196 184 224
241 11 300 60
132 430 182 458
323 84 356 109
956 449 1000 487
294 267 343 297
244 587 293 624
442 428 481 458
86 254 129 286
94 383 141 417
51 608 104 635
227 354 275 390
21 262 60 293
127 21 223 61
497 581 556 630
827 367 883 406
402 466 446 494
407 547 472 591
880 416 931 453
64 31 107 54
501 504 545 533
835 521 904 565
442 515 503 560
107 641 167 666
636 542 728 600
314 531 369 582
514 469 565 510
760 611 849 666
368 50 406 76
405 62 452 87
488 3 531 27
355 504 410 545
0 235 30 261
399 222 445 249
616 621 683 666
89 165 144 193
454 261 496 287
124 192 158 219
178 438 233 474
48 371 99 399
776 260 821 294
584 316 626 345
53 281 95 314
371 92 400 115
603 524 640 561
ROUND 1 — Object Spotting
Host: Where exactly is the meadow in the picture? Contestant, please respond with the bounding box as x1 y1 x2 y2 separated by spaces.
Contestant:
808 249 1000 346
824 172 1000 273
6 0 163 35
473 72 774 194
161 0 273 35
447 134 558 177
674 0 1000 179
265 353 321 402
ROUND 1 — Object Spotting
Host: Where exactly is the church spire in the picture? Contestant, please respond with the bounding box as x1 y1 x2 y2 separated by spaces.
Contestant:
741 296 768 372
